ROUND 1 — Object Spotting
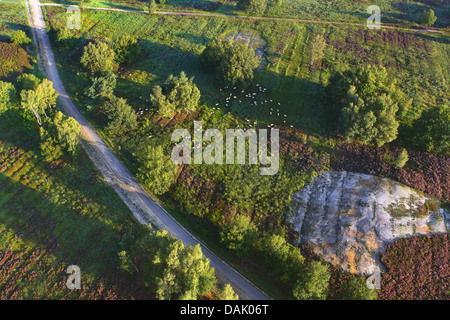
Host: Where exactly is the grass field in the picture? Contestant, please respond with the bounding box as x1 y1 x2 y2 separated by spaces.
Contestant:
44 6 449 134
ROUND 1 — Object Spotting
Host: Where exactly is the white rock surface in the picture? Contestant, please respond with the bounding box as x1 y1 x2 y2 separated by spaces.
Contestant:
289 171 449 275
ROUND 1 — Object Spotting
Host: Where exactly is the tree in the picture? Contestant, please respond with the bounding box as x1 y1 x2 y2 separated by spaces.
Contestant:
220 42 259 87
148 235 216 300
238 0 267 15
11 30 31 46
55 26 73 45
220 214 257 253
261 234 304 283
20 78 58 124
81 42 116 75
117 250 136 274
335 276 378 300
410 104 449 155
292 260 330 300
247 0 267 15
35 78 59 111
217 284 239 300
40 111 81 161
418 9 437 26
102 96 137 134
0 81 17 112
393 148 408 168
200 39 259 87
111 35 141 65
176 244 217 299
16 73 40 92
149 0 157 13
85 72 117 100
137 144 178 195
150 71 200 118
327 65 410 146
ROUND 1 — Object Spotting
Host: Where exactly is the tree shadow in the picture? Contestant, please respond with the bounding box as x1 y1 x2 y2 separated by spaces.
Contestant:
252 68 328 136
0 165 148 299
415 32 450 45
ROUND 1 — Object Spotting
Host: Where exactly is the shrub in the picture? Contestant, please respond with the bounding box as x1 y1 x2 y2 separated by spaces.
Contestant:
11 30 31 46
81 42 116 75
393 148 408 168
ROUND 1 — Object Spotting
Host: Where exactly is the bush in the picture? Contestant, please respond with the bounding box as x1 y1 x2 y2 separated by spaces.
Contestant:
11 30 31 46
81 42 117 75
111 35 141 65
335 276 378 300
102 96 137 134
200 39 259 87
220 214 258 253
393 148 408 168
0 81 16 112
150 71 200 118
292 260 330 300
418 9 437 26
327 65 410 146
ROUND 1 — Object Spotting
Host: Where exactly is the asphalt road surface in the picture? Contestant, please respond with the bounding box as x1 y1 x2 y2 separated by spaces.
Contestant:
26 0 271 300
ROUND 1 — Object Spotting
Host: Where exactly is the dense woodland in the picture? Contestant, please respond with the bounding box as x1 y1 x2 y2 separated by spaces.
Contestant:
0 0 449 300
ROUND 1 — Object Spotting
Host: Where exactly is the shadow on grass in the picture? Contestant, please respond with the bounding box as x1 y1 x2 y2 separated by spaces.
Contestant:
0 125 148 298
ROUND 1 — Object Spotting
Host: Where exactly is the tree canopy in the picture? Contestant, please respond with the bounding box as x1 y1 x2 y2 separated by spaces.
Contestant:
111 35 141 65
11 30 31 46
0 81 17 112
16 73 40 92
201 39 259 87
292 260 330 300
136 144 178 195
132 228 219 300
20 78 58 125
102 96 137 134
410 104 449 155
220 214 258 253
418 9 437 26
81 41 117 75
85 72 117 100
40 111 81 161
150 71 200 118
335 276 378 300
327 65 411 146
238 0 267 15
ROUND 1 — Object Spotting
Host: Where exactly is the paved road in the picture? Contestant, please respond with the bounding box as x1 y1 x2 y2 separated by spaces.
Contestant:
26 0 271 300
42 2 445 34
